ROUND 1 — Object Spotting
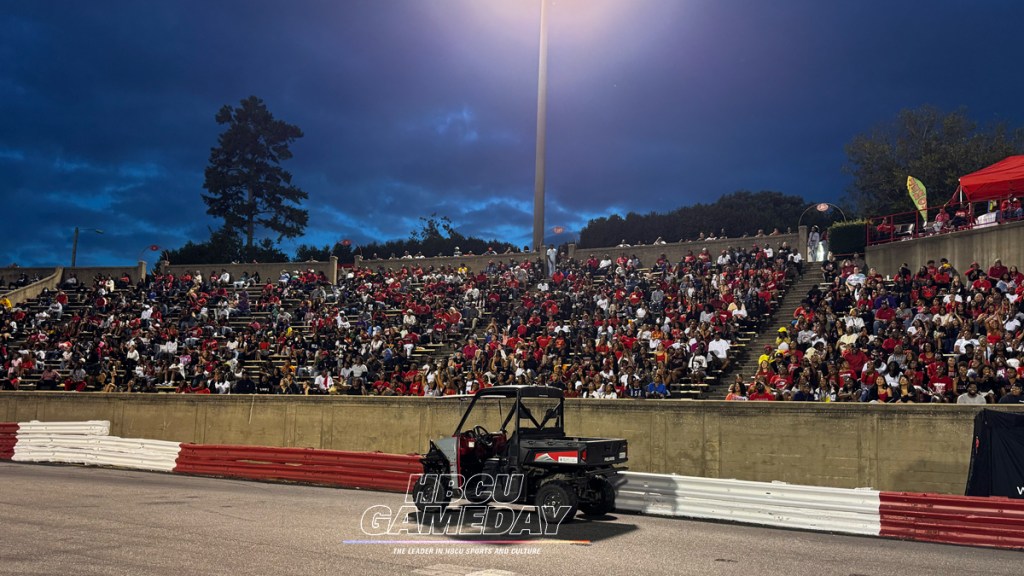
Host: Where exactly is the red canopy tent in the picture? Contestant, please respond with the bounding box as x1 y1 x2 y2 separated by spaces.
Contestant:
956 155 1024 202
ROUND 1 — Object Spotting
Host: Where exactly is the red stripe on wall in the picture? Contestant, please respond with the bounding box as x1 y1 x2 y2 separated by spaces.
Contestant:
879 492 1024 550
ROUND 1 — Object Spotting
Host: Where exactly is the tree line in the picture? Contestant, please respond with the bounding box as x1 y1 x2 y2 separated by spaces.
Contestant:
167 97 1024 264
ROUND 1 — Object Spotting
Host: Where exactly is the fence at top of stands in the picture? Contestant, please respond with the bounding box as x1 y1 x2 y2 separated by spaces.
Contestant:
174 443 422 493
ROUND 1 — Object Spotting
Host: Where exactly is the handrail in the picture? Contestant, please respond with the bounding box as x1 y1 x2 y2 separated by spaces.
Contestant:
865 195 1024 247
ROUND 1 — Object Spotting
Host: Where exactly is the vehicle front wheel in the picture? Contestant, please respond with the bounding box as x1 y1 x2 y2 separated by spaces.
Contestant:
579 476 616 516
413 474 451 515
534 481 578 524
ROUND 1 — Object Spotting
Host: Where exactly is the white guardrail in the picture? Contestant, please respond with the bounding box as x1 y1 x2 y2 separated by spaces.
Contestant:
12 421 181 472
16 420 110 436
614 471 882 536
6 421 882 538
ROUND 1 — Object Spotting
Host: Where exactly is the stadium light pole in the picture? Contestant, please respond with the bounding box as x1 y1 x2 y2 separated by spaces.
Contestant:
71 227 104 268
532 0 549 253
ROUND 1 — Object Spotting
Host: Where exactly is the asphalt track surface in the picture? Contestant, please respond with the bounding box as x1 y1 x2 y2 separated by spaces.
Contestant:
1 463 1020 576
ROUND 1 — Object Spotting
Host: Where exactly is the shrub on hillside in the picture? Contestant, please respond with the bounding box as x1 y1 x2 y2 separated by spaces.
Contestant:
827 220 868 256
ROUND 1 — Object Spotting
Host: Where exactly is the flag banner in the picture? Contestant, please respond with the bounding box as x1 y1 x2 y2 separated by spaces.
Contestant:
907 176 928 223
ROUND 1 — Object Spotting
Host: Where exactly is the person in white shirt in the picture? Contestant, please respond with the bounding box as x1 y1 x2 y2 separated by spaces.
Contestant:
952 331 979 355
214 377 231 394
707 334 731 370
845 266 866 288
843 308 865 332
350 360 368 383
314 371 334 393
957 383 987 405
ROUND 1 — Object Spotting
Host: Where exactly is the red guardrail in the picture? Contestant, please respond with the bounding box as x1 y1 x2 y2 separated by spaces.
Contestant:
880 492 1024 550
0 422 18 460
174 444 422 493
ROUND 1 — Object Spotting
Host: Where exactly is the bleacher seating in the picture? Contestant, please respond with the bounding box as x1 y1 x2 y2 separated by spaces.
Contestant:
0 242 804 400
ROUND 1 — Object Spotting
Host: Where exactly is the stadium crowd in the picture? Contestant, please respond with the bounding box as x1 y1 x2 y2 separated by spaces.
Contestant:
0 241 803 399
726 254 1024 404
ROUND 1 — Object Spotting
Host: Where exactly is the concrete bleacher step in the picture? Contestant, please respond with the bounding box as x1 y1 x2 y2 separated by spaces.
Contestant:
726 270 822 394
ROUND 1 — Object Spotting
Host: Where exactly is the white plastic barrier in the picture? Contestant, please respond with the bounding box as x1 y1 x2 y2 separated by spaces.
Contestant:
13 435 181 472
13 420 181 472
16 420 110 436
614 472 881 536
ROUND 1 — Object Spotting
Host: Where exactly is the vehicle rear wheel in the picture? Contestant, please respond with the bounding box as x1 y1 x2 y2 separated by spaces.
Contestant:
413 474 451 515
579 477 616 516
535 481 578 524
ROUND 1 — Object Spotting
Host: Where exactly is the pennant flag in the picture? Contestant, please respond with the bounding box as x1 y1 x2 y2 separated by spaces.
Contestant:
907 176 928 223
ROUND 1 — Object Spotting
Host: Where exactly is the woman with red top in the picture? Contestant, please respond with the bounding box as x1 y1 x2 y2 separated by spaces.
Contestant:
861 374 891 403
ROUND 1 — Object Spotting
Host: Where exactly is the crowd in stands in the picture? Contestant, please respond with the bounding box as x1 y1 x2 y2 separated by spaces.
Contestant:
0 240 804 399
727 253 1024 404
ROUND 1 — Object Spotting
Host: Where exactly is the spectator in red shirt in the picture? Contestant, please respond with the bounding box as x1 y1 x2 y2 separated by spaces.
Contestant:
842 345 870 377
873 301 896 334
748 380 776 401
988 259 1008 280
971 272 992 293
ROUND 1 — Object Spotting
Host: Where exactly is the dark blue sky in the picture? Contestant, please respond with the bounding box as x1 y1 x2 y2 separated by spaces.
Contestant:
2 0 1023 267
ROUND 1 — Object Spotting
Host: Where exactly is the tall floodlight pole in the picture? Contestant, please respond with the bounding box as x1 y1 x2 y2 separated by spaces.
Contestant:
532 0 549 253
71 227 104 268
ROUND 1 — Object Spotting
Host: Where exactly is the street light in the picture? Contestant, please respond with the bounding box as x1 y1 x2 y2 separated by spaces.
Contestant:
71 227 104 268
532 0 549 253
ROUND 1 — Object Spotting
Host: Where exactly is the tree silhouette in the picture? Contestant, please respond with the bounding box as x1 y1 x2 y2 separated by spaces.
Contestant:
203 96 308 255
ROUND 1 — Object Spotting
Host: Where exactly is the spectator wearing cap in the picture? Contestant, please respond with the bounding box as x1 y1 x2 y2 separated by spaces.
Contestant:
872 300 896 334
971 270 993 293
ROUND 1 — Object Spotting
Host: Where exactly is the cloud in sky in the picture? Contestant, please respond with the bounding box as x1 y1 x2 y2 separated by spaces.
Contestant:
1 0 1023 266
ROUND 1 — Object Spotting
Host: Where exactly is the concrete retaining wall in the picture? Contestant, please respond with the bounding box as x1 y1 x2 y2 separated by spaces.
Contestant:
62 264 148 283
355 229 806 273
2 269 62 305
865 219 1024 274
3 392 1016 494
159 257 338 286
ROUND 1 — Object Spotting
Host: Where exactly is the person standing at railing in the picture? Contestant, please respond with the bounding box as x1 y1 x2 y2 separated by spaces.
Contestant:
807 226 820 262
